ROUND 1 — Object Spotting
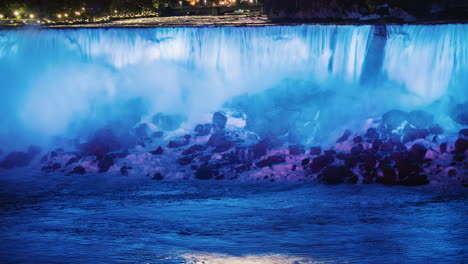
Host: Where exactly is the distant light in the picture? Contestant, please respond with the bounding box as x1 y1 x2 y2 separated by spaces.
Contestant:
57 14 62 18
179 1 183 6
114 10 118 13
14 11 20 16
64 14 68 17
75 11 81 16
82 7 85 11
36 20 40 23
29 14 35 19
0 14 3 19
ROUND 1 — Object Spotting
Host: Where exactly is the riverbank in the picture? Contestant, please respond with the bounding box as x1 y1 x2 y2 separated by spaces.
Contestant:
0 14 467 29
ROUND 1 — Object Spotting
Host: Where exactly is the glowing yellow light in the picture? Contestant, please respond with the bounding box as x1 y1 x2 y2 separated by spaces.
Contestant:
57 14 62 18
75 11 81 16
64 14 68 17
14 11 20 16
114 10 118 13
29 14 34 18
0 14 3 19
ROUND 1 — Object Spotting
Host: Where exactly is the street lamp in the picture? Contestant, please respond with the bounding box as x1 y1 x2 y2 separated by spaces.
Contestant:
57 14 62 18
14 11 20 16
29 14 34 19
0 14 3 19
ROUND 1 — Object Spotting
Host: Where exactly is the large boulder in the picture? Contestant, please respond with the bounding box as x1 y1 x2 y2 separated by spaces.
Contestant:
195 165 213 180
212 112 227 132
381 110 409 130
320 166 353 184
408 110 434 129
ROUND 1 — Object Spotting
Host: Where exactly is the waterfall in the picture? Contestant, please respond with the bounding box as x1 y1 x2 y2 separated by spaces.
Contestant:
0 24 466 148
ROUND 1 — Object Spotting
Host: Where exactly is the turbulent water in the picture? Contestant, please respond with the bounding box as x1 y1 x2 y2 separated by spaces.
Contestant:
0 171 466 264
0 24 467 149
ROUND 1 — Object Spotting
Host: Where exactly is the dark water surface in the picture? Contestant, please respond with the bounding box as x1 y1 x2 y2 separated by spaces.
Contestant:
0 171 466 264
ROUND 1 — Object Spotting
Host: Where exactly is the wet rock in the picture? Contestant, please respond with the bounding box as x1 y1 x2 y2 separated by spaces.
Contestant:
429 124 443 135
194 123 212 136
301 158 310 166
372 139 382 150
381 165 397 185
454 138 468 154
397 160 424 182
207 132 233 153
97 154 115 173
168 135 191 148
351 144 364 155
459 128 468 138
72 166 86 175
289 145 305 155
399 174 429 186
212 112 227 132
365 128 379 139
408 110 434 129
150 146 164 155
42 163 61 172
310 146 321 155
450 101 468 126
251 141 268 158
195 165 213 180
409 144 427 162
256 155 285 168
66 156 81 166
152 173 164 180
80 128 120 156
235 163 251 173
182 145 207 155
389 134 401 144
320 166 352 184
120 166 129 176
380 141 393 152
353 136 363 143
394 143 407 152
324 150 337 156
336 130 351 143
381 109 408 130
309 155 331 174
177 156 193 166
440 142 447 153
403 126 428 142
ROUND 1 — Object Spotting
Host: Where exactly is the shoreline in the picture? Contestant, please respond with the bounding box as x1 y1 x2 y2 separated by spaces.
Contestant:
0 15 467 30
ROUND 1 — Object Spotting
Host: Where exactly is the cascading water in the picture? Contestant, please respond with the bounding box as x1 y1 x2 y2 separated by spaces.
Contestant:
0 24 466 150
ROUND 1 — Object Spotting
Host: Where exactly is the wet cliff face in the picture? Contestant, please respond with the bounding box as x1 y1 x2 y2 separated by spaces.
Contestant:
263 0 468 22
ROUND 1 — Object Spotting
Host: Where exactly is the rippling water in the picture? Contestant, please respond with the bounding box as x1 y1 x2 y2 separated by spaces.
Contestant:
0 171 466 264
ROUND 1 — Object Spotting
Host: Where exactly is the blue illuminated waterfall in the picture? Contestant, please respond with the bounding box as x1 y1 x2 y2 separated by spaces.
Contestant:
0 24 467 149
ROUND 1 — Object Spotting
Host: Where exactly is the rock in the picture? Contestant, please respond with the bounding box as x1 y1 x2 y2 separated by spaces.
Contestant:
168 135 191 148
408 110 434 129
309 155 331 174
301 158 310 166
289 145 304 155
320 166 352 184
440 142 447 153
182 145 207 155
150 147 164 155
399 174 429 186
459 128 468 138
351 144 364 155
372 139 382 150
429 124 443 135
353 136 363 143
152 173 164 180
97 154 114 173
251 141 268 158
454 138 468 154
324 150 337 156
381 165 397 185
390 134 401 144
195 165 213 180
397 160 424 181
409 144 427 162
42 163 61 172
80 128 120 156
120 166 129 176
72 166 86 175
256 155 285 168
365 128 379 139
310 146 321 155
66 156 80 166
177 156 193 166
381 110 408 130
212 112 227 132
450 101 468 125
207 132 233 152
336 130 351 143
380 141 393 152
194 123 212 136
